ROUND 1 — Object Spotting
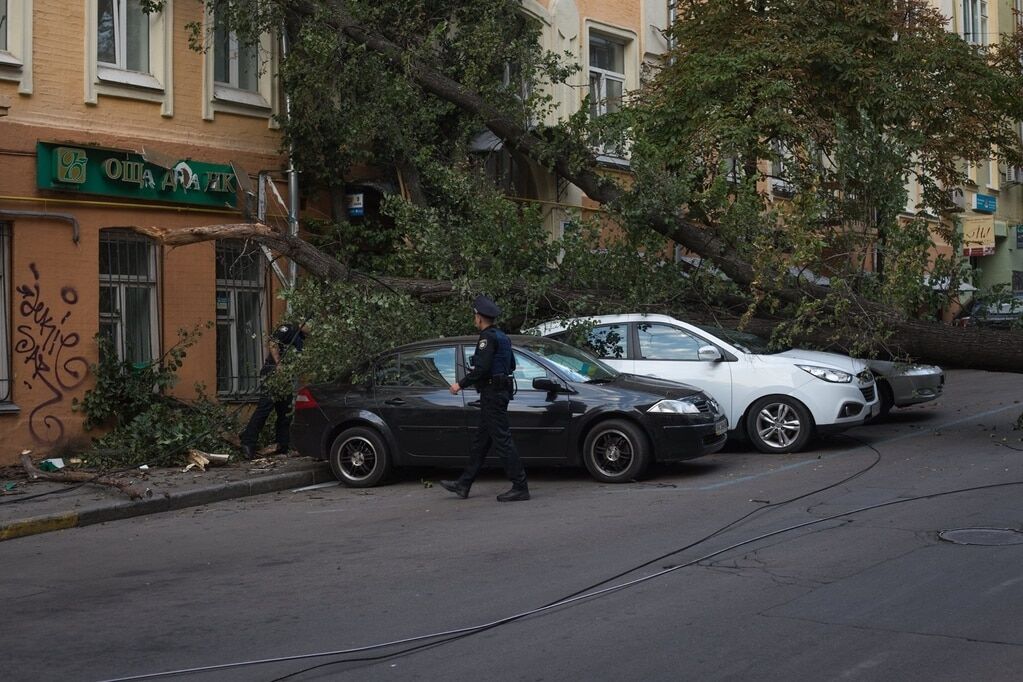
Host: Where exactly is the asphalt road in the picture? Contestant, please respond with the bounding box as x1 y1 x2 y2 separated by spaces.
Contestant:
4 369 1023 682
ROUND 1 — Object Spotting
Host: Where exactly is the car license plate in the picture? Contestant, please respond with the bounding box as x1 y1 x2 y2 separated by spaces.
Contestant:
714 418 728 435
870 402 880 417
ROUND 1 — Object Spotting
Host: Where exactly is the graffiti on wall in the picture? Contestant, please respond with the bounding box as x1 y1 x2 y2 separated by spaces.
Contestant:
15 263 89 444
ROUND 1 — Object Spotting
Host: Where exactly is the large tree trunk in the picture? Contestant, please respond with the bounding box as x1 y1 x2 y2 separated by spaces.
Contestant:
312 3 1023 373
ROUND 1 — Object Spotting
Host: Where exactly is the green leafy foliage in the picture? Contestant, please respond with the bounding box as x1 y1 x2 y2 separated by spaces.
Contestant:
72 326 238 468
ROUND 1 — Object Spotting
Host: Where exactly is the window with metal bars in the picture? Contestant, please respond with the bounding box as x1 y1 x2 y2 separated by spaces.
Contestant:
0 223 10 402
99 230 159 366
215 240 265 398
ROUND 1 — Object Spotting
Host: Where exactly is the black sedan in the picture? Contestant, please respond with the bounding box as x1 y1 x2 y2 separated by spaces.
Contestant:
291 335 728 487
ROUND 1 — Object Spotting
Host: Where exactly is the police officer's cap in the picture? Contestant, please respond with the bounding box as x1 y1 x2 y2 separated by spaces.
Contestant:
472 294 501 318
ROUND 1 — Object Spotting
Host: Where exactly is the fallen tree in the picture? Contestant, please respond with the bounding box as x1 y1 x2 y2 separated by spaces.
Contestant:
135 0 1023 373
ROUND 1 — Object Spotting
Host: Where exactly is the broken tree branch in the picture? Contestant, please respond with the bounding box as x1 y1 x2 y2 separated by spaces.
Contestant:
20 453 152 501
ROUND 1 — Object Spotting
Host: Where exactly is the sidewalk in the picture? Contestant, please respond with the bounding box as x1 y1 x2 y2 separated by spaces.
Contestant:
0 455 335 542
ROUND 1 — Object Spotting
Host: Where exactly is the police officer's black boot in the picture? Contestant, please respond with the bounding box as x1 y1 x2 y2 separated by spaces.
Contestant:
440 480 469 499
496 484 529 502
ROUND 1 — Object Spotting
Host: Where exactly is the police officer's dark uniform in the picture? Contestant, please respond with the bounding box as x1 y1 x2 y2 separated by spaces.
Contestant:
239 322 308 459
440 295 530 502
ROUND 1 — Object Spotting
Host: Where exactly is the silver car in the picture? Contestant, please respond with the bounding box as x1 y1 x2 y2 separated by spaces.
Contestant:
690 326 944 421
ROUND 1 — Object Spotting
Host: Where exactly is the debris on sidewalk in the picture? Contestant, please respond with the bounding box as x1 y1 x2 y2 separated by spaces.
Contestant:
181 449 230 472
38 458 66 472
19 451 152 500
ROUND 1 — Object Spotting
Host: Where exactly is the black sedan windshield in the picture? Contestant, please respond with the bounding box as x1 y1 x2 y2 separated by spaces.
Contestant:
518 337 618 383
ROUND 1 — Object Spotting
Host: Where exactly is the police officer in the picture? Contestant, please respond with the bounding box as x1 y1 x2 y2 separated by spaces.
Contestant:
239 320 310 460
440 295 530 502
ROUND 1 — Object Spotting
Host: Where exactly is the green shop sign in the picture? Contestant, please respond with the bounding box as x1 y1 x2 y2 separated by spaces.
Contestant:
36 142 239 209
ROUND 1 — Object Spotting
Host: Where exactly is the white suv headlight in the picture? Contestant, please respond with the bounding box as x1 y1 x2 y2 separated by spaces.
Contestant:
797 364 852 383
648 398 703 415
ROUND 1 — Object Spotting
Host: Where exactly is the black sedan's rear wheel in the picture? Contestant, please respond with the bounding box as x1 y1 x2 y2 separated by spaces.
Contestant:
582 419 650 483
329 426 391 487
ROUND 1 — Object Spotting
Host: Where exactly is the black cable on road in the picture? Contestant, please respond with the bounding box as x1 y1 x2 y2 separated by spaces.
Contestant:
98 477 1023 682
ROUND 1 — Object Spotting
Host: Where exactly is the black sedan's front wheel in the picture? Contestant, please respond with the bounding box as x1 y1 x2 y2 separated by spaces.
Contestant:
329 426 391 487
582 419 650 483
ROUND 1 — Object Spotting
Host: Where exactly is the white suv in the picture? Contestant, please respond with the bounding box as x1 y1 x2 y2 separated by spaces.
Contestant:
532 313 879 453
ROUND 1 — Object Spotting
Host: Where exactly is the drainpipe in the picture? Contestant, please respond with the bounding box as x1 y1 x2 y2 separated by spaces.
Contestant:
280 23 300 294
667 0 676 54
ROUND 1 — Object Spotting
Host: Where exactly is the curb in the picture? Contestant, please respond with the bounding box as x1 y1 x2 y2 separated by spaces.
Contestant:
0 461 335 542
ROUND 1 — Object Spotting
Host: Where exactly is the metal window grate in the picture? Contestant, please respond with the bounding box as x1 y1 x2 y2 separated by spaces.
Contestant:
215 240 266 398
99 230 159 366
0 223 11 402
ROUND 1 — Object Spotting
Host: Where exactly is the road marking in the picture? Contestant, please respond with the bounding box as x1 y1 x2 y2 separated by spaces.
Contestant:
0 513 79 541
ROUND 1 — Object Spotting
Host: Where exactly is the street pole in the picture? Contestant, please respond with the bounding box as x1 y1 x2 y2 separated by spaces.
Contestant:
280 23 300 296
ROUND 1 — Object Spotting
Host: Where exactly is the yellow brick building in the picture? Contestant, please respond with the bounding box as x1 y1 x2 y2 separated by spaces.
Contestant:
0 0 290 463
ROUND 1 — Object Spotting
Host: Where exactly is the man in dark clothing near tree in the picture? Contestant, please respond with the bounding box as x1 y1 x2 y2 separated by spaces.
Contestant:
440 295 529 502
239 321 310 459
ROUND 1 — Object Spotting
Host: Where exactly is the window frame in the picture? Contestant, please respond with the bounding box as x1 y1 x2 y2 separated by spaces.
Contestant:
585 22 637 165
587 32 627 119
96 0 151 75
0 0 32 94
375 347 459 389
85 0 173 115
0 223 12 406
203 6 278 122
99 231 161 366
634 322 709 362
962 0 988 46
215 240 267 400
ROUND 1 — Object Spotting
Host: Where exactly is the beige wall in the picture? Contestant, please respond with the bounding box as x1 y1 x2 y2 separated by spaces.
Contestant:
2 0 281 154
0 0 289 464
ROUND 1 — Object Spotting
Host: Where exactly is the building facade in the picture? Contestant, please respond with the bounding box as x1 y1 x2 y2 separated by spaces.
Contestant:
0 0 291 465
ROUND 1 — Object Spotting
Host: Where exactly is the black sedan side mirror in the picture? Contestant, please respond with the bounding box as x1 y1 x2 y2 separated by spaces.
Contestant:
532 377 563 393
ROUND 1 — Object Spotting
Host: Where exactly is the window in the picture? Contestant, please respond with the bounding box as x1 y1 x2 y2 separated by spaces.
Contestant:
215 240 265 397
99 231 159 365
375 354 401 387
97 0 150 73
1 1 8 52
636 323 704 361
588 33 625 118
586 324 630 359
86 0 170 112
0 0 32 93
0 223 10 402
771 141 795 197
963 0 988 45
1013 270 1023 294
205 6 276 118
512 351 548 385
214 11 259 93
376 347 457 388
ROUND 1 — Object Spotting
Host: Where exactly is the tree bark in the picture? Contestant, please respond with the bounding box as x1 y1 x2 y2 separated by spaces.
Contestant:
20 453 152 501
